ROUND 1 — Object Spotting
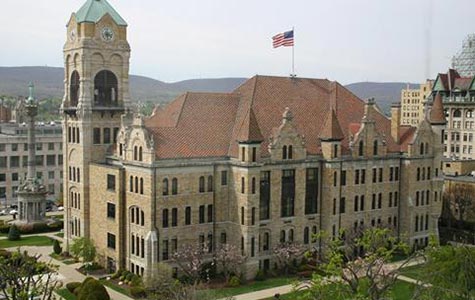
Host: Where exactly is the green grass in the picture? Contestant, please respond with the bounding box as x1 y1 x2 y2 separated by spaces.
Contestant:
263 280 415 300
100 279 131 297
206 277 297 298
55 232 64 238
56 288 76 300
0 236 53 248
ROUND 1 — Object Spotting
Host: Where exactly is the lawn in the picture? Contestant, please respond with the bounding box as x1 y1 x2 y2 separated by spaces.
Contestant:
0 236 53 248
400 264 427 281
206 276 297 298
263 280 415 300
55 232 64 238
56 288 76 300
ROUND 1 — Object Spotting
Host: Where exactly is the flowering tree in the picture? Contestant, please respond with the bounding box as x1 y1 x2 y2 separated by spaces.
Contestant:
300 227 420 300
0 250 62 300
273 242 306 275
171 243 209 286
215 244 247 282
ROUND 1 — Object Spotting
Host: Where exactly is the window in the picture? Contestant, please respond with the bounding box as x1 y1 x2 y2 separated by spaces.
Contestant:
305 168 318 214
355 170 360 185
12 173 19 182
354 196 359 212
241 177 245 194
172 208 178 227
107 233 116 249
207 176 213 192
340 170 346 186
339 197 346 214
395 167 399 181
163 178 169 196
259 171 271 220
280 230 286 243
10 156 19 168
378 168 383 182
361 169 366 184
94 70 118 106
251 177 256 194
162 240 169 260
11 144 18 152
288 145 293 159
281 169 295 217
113 128 119 143
70 71 80 106
251 207 256 225
0 174 5 182
263 232 270 250
389 167 394 181
93 128 101 144
333 171 337 187
241 147 245 162
241 206 245 225
107 203 116 219
220 232 227 244
172 178 178 195
378 193 382 209
162 209 169 228
373 140 378 155
107 174 116 191
221 171 228 186
207 205 213 223
36 143 43 151
304 227 309 244
282 145 287 160
252 147 257 162
199 205 205 224
199 176 205 193
372 194 376 210
360 195 365 211
185 207 191 225
372 168 377 183
104 128 111 144
333 198 336 215
358 140 364 156
48 171 55 180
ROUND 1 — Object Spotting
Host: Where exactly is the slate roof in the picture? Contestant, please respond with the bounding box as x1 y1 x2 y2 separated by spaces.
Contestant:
430 92 447 125
145 75 407 159
75 0 127 26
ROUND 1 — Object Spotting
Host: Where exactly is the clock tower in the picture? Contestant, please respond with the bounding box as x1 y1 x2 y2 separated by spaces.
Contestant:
62 0 131 248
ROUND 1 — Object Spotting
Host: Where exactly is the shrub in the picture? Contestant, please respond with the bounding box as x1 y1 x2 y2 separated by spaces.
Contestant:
66 282 82 294
53 239 62 255
228 276 240 287
125 273 134 281
16 223 34 234
130 275 143 287
32 222 49 233
8 225 21 241
77 277 110 300
130 286 147 298
200 261 217 281
0 223 10 234
255 270 266 281
0 249 11 258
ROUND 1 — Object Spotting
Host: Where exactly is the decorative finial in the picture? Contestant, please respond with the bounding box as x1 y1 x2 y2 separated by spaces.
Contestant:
283 107 293 123
28 82 35 102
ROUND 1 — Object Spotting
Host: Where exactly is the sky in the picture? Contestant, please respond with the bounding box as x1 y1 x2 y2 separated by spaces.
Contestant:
1 0 474 84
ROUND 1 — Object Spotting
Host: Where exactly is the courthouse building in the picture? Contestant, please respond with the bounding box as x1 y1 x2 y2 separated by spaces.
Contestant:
63 0 446 278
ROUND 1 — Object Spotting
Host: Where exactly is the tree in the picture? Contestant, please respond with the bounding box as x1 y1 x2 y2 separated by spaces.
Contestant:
70 237 96 270
414 243 475 300
444 184 475 224
0 250 61 300
273 242 305 275
299 227 419 300
215 243 247 283
77 277 110 300
53 239 62 255
7 225 20 241
171 243 210 286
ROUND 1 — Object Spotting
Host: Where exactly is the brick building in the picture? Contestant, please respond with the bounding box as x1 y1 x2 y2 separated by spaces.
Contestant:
63 0 446 278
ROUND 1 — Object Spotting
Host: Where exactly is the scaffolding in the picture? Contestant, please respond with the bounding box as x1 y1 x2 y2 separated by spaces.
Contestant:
452 34 475 77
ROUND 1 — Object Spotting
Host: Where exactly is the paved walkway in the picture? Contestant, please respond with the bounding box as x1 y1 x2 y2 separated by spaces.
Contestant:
5 243 133 300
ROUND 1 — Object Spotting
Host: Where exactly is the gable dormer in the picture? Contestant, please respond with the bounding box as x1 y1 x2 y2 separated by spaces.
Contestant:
268 107 306 161
117 113 154 163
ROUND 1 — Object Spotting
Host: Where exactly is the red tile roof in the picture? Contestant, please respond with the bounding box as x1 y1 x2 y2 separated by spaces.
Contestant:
319 109 344 141
145 75 407 159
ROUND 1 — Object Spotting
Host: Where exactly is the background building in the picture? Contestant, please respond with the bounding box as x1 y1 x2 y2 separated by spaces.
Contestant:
400 80 433 126
432 69 475 159
63 0 446 279
0 122 63 208
452 34 475 77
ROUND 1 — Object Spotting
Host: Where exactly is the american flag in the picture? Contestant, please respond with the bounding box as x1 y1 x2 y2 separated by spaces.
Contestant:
272 30 294 48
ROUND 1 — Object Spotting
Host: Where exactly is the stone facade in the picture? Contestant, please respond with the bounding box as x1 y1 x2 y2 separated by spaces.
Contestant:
63 0 446 280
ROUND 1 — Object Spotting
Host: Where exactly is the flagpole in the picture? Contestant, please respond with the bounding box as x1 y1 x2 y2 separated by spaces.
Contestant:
291 27 295 77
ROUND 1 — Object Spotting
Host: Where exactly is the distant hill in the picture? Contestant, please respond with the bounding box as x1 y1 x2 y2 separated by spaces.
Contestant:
0 66 418 115
346 82 419 114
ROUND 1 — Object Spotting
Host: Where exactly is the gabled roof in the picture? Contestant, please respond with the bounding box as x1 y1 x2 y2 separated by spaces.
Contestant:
75 0 127 26
319 109 344 141
144 75 404 159
237 108 264 143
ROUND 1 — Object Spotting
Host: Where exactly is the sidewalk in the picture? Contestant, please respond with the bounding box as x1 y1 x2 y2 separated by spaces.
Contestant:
5 244 133 300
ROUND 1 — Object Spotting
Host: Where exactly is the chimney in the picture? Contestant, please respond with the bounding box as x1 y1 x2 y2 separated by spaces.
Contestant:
391 103 401 143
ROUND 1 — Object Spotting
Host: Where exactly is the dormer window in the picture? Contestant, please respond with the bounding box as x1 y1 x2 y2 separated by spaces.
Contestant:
288 145 293 159
358 140 364 156
282 145 293 160
420 143 424 155
282 145 287 160
373 140 378 156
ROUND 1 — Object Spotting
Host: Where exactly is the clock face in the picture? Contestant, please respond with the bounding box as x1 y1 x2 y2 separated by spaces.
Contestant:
101 27 114 42
69 29 76 42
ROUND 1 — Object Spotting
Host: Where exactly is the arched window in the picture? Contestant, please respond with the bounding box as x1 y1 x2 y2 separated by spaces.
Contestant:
282 145 287 160
304 227 309 244
135 177 138 193
288 145 293 159
141 211 145 226
241 206 245 225
373 140 378 156
139 147 143 161
453 109 462 118
251 177 256 194
172 178 178 195
140 178 144 195
289 229 294 242
94 70 118 106
134 146 138 161
207 176 213 192
131 208 135 223
358 140 364 156
420 143 424 155
280 230 286 243
263 232 270 251
162 178 169 196
199 176 205 193
130 176 133 192
70 71 80 107
241 177 245 194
